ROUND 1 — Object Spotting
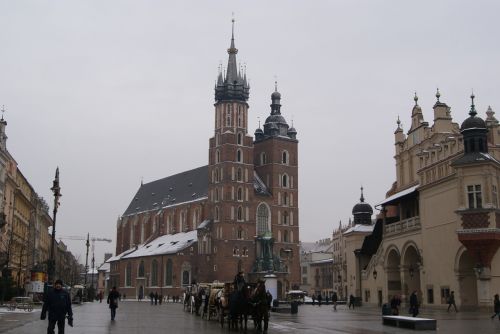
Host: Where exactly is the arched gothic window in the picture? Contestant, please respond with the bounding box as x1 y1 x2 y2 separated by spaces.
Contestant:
282 150 289 164
237 187 243 201
237 206 243 221
260 152 267 165
138 260 145 278
165 259 173 286
236 149 242 162
126 262 132 286
282 174 289 188
257 203 270 236
237 132 243 145
237 168 242 181
226 104 232 126
215 206 219 221
216 150 220 163
151 260 158 286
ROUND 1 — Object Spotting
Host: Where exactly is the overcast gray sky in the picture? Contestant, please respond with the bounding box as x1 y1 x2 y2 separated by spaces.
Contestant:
1 0 499 265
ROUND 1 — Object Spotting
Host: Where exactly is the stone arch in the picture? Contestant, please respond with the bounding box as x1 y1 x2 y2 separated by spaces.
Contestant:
402 243 421 299
456 246 478 307
385 245 401 301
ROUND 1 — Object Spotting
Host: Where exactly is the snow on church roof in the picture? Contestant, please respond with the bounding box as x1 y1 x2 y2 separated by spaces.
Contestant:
122 230 198 259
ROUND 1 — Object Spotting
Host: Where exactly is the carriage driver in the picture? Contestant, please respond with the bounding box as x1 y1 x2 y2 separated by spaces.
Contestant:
233 271 246 292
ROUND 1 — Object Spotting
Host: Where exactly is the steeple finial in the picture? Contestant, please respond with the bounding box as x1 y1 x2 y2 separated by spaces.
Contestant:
414 92 418 106
1 105 5 121
275 80 278 92
469 90 477 117
360 186 365 202
257 116 261 128
436 88 441 102
230 14 236 50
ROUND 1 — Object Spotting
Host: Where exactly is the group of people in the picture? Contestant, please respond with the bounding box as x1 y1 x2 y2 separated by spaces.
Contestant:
390 291 419 317
149 291 163 305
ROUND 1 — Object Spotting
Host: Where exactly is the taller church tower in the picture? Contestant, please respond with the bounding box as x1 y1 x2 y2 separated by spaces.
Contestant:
206 20 255 282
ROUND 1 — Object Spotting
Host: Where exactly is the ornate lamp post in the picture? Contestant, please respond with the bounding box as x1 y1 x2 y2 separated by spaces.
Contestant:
48 168 61 284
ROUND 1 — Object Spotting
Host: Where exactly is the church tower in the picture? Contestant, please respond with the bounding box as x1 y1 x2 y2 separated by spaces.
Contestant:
253 84 300 286
206 19 255 281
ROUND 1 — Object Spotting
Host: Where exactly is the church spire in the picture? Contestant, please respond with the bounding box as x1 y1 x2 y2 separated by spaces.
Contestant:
214 17 249 103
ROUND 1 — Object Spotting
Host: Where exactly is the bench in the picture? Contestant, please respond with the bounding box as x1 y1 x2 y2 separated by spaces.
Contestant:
382 315 436 330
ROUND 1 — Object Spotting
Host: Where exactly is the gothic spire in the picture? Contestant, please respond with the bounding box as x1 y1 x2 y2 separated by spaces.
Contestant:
469 91 477 117
214 17 249 103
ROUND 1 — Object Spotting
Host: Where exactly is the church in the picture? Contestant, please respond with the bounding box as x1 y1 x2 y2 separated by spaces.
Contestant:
108 22 300 300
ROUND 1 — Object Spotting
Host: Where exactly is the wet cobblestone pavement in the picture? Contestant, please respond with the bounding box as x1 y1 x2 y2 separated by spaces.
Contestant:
1 301 500 334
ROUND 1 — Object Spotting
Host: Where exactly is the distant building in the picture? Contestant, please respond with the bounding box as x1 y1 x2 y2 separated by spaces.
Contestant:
300 239 332 297
109 22 300 300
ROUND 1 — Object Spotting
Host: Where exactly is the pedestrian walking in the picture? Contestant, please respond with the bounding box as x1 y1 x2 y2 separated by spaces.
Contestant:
107 286 120 321
154 292 159 305
325 295 329 305
312 294 316 306
317 293 322 306
409 291 419 317
332 292 338 311
159 294 163 305
447 291 458 312
149 291 154 305
99 291 103 303
491 294 500 320
349 294 355 309
40 279 73 334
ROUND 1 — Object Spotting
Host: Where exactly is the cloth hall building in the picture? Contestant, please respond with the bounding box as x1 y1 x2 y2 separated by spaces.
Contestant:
108 25 300 300
335 91 500 310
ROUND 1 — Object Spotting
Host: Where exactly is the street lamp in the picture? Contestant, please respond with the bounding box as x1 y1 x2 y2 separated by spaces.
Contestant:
48 167 61 284
409 265 414 279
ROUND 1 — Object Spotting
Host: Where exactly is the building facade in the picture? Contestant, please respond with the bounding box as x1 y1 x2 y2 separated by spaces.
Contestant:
341 91 500 309
109 23 300 300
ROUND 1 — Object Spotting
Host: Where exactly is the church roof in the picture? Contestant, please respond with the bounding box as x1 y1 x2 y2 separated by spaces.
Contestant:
123 165 274 216
123 166 208 216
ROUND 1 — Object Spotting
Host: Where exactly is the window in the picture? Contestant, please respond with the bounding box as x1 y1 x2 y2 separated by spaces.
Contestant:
237 206 243 221
233 246 239 256
138 261 145 278
237 227 243 239
215 168 219 182
215 188 219 202
283 230 289 242
126 262 132 286
165 259 173 286
282 150 289 164
242 247 248 256
237 187 243 201
493 185 498 208
427 287 434 304
283 193 288 206
256 203 270 236
226 104 232 126
237 168 242 182
282 211 289 225
237 109 242 127
440 287 450 304
282 174 289 188
260 152 267 165
302 266 308 274
151 260 158 286
237 132 243 145
467 185 482 209
182 270 190 286
236 149 242 163
215 207 219 221
216 150 220 163
215 133 220 146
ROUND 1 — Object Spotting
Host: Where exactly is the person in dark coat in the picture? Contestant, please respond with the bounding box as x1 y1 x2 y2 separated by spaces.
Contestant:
447 291 458 312
349 294 355 309
41 279 73 334
317 293 322 306
107 286 120 321
390 295 401 315
409 291 419 317
149 291 154 305
233 271 246 293
154 292 159 305
332 292 338 311
491 294 500 320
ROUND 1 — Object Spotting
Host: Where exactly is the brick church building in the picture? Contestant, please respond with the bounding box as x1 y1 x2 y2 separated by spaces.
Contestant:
108 23 300 299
